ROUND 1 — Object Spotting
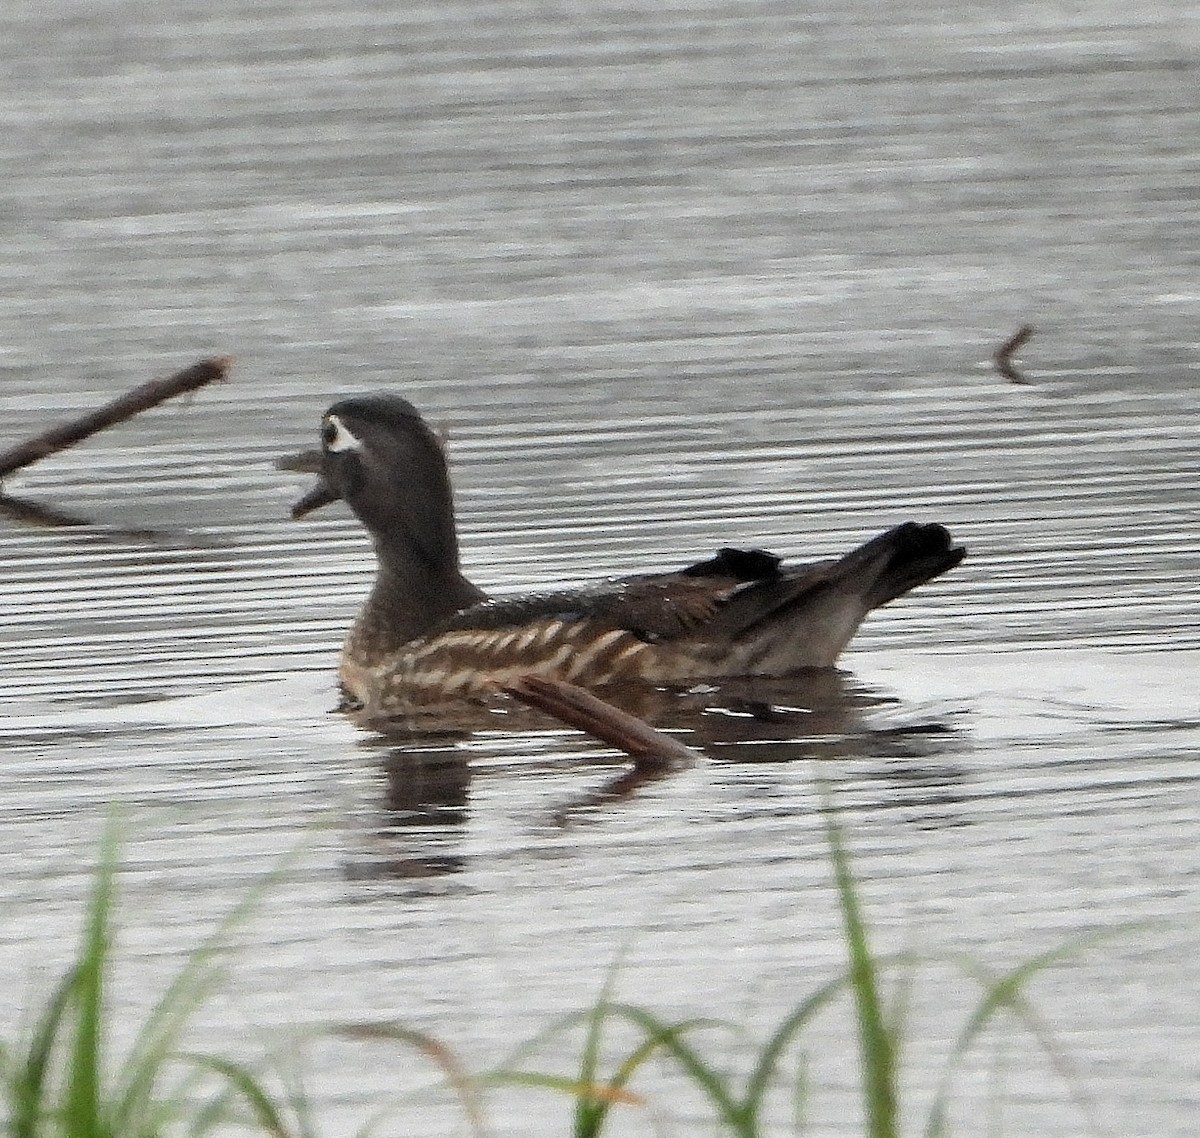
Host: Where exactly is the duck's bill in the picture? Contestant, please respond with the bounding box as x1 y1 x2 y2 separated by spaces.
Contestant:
275 447 324 475
291 479 340 519
276 448 340 519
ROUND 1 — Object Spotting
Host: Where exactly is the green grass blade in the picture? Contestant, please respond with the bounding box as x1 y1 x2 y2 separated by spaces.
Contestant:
605 1006 743 1131
6 964 84 1138
573 973 616 1137
177 1053 295 1138
885 932 922 1080
274 1040 323 1138
110 966 223 1137
489 1014 708 1136
65 824 120 1138
576 1010 709 1137
486 1069 645 1106
184 1085 236 1137
790 1050 810 1134
491 1005 728 1131
113 851 301 1134
950 928 1126 1055
924 925 1138 1138
606 1015 706 1098
169 1060 241 1138
4 827 309 1138
491 1007 594 1074
483 999 709 1137
113 846 308 1138
977 980 1104 1137
823 800 897 1138
739 972 851 1130
180 1040 323 1138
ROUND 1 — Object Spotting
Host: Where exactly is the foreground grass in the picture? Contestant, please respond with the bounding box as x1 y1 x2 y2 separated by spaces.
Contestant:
2 814 1117 1138
0 825 305 1138
482 800 1116 1138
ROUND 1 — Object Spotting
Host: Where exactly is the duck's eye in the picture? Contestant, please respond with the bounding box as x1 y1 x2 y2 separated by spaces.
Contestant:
322 414 362 453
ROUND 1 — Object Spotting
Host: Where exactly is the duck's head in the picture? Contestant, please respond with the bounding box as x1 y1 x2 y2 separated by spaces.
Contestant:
292 393 462 575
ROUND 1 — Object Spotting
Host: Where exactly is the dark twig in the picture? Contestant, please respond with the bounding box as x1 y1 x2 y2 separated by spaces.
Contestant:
994 324 1034 384
0 491 223 544
275 448 323 475
0 356 233 481
0 493 95 529
502 674 701 769
291 480 340 519
278 449 339 519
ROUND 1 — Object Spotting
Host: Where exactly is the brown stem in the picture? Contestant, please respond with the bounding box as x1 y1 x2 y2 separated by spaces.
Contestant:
994 324 1034 384
502 674 700 769
275 447 323 474
0 356 233 480
291 480 340 519
0 492 94 529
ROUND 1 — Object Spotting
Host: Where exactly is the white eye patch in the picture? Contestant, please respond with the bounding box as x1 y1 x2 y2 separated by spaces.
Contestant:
323 413 362 453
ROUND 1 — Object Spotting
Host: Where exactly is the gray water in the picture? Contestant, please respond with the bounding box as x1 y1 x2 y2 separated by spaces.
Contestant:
1 2 1198 1135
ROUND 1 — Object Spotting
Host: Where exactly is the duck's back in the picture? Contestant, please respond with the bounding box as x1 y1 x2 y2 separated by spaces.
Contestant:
348 523 964 718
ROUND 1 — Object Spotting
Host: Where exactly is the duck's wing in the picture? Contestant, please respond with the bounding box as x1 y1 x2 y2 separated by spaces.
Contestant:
421 546 777 641
667 521 965 672
431 522 961 665
587 521 964 672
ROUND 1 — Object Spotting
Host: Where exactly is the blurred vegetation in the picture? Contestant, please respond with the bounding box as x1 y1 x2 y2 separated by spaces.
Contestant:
1 810 1116 1137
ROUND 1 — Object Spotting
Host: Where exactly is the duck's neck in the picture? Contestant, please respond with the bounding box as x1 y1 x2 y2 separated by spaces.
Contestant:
344 552 485 672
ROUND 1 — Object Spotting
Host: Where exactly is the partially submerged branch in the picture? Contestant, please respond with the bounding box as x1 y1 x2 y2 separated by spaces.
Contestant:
503 675 700 769
275 448 323 475
0 356 233 481
994 325 1034 385
0 493 95 529
275 448 341 519
0 491 212 544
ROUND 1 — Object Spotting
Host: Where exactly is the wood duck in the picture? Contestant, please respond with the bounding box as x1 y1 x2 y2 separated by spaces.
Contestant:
292 394 965 719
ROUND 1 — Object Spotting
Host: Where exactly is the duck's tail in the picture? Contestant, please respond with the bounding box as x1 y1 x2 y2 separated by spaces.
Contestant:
691 522 965 674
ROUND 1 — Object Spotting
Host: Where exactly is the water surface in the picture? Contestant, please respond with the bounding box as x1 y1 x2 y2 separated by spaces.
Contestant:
1 2 1198 1135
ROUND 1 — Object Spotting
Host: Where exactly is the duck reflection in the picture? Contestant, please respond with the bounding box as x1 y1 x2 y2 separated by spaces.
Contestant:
346 668 969 873
683 669 882 759
539 670 864 825
547 669 966 824
380 743 471 822
344 742 472 882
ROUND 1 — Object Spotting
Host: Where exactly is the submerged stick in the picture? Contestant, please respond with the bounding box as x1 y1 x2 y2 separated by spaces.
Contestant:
0 493 95 529
503 674 700 769
0 491 215 544
276 448 340 519
994 324 1034 384
0 356 233 480
290 479 340 519
275 447 323 475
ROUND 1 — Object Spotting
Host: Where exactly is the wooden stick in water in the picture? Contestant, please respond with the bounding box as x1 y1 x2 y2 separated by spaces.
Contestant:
0 356 233 480
994 324 1034 384
275 447 323 475
503 674 700 769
